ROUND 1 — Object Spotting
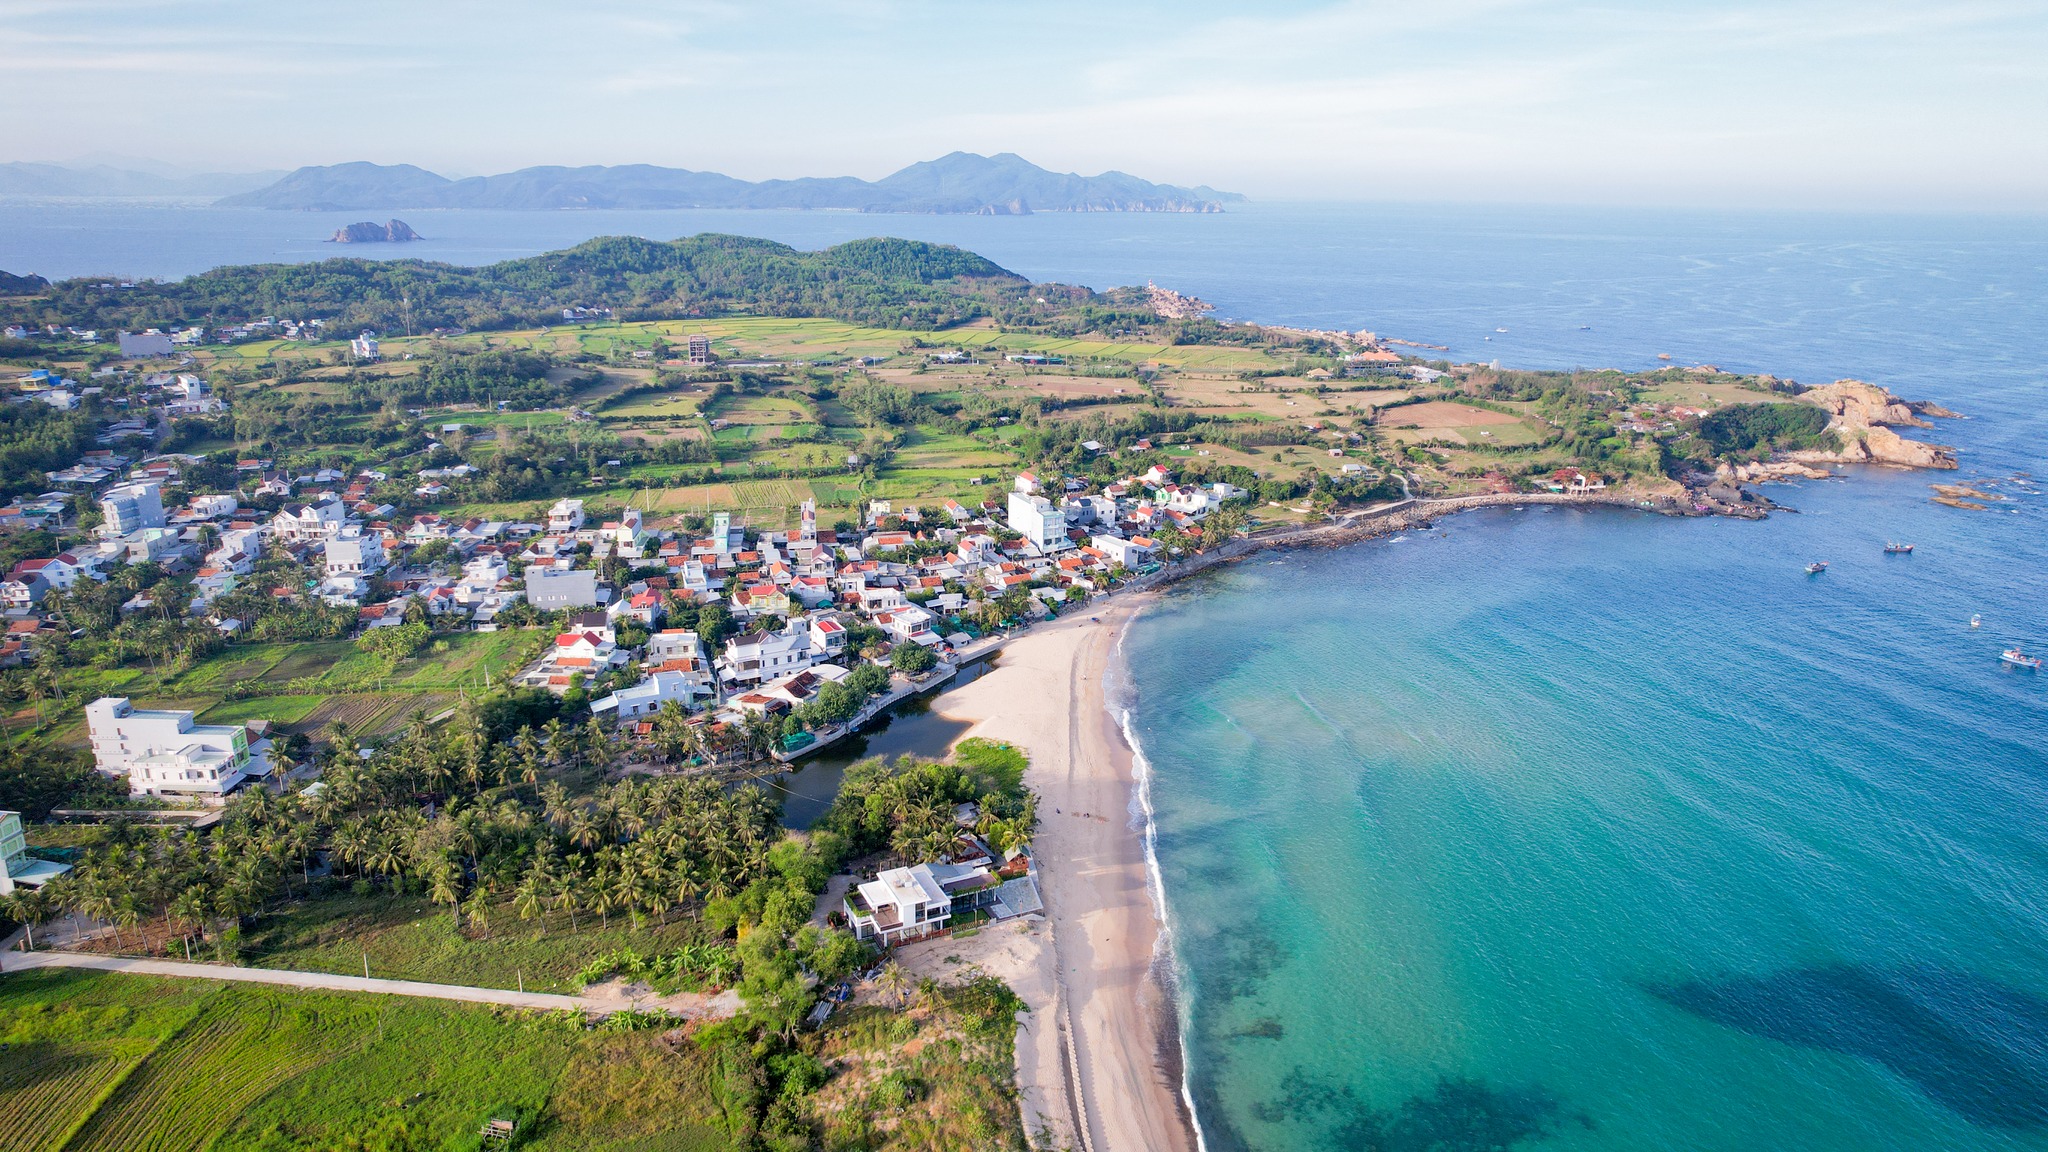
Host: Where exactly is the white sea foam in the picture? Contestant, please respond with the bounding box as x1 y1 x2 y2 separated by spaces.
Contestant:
1108 610 1211 1152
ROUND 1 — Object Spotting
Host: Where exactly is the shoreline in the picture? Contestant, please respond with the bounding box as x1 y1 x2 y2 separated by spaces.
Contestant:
891 493 1704 1152
889 482 1846 1149
931 602 1197 1152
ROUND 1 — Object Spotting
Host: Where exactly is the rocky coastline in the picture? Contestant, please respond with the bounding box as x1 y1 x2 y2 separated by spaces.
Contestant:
1783 380 1960 470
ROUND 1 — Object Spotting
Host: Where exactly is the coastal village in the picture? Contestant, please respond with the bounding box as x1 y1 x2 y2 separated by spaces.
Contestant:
0 261 1969 1151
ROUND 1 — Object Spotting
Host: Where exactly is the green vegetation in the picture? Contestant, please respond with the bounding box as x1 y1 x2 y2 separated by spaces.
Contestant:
0 969 733 1152
0 730 1045 1149
14 235 1019 336
823 742 1037 860
1692 401 1838 457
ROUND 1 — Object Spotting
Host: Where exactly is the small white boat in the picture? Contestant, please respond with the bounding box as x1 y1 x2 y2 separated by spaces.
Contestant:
1971 614 1982 629
1805 562 1829 575
2002 648 2042 670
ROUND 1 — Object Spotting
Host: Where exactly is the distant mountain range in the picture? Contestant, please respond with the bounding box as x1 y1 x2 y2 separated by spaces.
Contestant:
215 152 1244 214
0 161 283 198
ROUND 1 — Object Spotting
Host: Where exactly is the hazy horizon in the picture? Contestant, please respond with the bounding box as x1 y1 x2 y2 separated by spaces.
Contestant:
4 0 2045 211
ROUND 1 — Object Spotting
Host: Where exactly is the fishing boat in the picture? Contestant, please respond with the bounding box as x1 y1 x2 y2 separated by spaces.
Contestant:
1884 542 1914 554
1805 562 1829 575
1971 614 1983 629
2001 648 2042 670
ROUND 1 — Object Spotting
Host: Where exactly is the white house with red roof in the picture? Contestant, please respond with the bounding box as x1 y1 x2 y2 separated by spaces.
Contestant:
518 629 628 692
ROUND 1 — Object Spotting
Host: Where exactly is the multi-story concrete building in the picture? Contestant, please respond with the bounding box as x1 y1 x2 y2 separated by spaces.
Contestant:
100 482 165 536
325 529 386 578
1006 490 1069 551
85 697 268 801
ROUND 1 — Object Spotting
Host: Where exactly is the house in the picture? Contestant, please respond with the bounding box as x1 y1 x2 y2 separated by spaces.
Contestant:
643 628 718 698
874 603 941 647
121 527 182 565
85 697 269 802
189 566 238 607
350 332 380 360
325 529 386 578
547 498 586 534
13 554 80 592
186 493 239 520
209 528 263 574
732 582 792 617
1091 534 1156 568
518 629 628 692
1 810 71 895
317 574 371 606
809 615 849 658
590 670 708 720
525 567 600 611
720 622 815 688
842 862 1003 945
0 577 45 613
610 589 666 627
271 498 348 543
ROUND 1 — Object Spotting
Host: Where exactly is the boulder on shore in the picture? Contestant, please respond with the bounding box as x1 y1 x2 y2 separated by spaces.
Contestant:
328 219 421 243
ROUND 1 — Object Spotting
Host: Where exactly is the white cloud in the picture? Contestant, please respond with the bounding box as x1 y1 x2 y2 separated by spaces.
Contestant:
0 0 2043 207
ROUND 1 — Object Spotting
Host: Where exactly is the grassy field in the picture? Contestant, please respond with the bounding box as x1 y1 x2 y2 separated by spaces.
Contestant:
0 961 1027 1151
0 969 732 1152
241 892 713 994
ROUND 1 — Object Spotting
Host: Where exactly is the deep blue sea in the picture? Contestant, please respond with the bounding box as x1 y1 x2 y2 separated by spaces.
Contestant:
6 198 2046 1149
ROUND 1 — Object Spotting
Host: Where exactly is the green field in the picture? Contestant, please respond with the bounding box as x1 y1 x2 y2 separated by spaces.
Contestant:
0 969 732 1152
420 407 569 430
242 892 712 993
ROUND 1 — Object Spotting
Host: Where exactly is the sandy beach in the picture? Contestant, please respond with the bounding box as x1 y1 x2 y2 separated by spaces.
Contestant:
928 602 1197 1152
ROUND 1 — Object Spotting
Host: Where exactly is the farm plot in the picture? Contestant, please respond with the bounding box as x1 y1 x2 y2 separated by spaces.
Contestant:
0 1038 158 1151
890 430 1013 470
1378 401 1542 447
198 695 325 729
66 993 364 1152
294 694 413 739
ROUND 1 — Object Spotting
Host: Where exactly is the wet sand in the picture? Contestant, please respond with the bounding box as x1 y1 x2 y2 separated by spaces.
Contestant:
934 602 1197 1152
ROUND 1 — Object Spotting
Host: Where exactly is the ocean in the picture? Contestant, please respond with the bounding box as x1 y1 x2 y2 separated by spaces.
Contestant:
8 198 2047 1149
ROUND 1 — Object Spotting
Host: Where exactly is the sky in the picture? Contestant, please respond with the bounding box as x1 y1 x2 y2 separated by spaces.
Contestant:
4 0 2046 209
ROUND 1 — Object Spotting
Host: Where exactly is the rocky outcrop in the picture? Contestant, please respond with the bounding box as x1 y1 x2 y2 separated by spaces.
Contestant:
1783 380 1959 470
328 219 421 244
1719 460 1833 483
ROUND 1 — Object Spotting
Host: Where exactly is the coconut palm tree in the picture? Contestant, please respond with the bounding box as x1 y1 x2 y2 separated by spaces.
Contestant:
462 888 492 939
428 866 462 927
876 961 910 1008
514 869 547 937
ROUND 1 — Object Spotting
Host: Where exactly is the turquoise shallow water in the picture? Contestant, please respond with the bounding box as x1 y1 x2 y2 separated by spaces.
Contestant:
1088 205 2048 1152
1125 469 2048 1150
1122 471 2048 1139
